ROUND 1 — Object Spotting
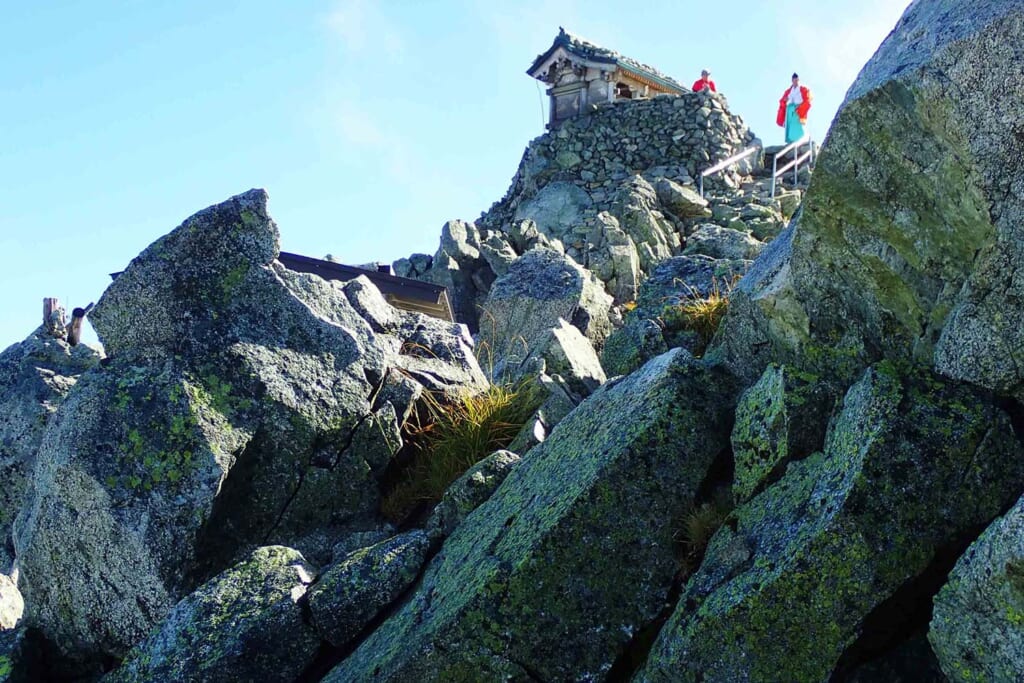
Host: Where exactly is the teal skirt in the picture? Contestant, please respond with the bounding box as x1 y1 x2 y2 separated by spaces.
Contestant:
785 103 805 143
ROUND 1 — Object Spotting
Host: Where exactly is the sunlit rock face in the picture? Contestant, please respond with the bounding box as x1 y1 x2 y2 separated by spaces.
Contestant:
715 0 1024 400
13 189 486 662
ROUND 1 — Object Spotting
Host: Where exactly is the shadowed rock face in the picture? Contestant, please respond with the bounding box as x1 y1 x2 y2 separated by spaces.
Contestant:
0 329 101 572
12 190 487 662
715 0 1024 399
639 365 1024 682
307 531 431 649
326 348 740 682
930 493 1024 681
106 546 319 683
0 627 44 683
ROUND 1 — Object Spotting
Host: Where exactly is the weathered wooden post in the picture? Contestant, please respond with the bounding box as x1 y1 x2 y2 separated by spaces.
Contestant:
42 298 66 338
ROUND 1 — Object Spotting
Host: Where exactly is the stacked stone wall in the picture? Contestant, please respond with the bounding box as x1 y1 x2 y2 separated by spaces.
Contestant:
480 91 758 230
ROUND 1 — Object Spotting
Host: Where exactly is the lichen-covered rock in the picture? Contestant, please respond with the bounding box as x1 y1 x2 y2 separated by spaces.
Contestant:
638 364 1024 682
308 531 430 648
711 223 808 386
88 190 279 358
512 181 593 238
425 450 521 541
684 224 763 261
396 218 523 334
930 492 1024 681
731 363 833 502
339 276 486 396
776 190 801 220
106 546 318 683
326 348 740 681
612 176 680 271
479 247 613 380
713 0 1024 399
0 328 101 571
479 233 518 278
600 318 668 378
638 254 748 313
421 220 497 333
506 372 580 455
13 190 487 662
391 253 432 279
538 319 606 396
13 359 237 656
602 255 748 376
654 177 711 219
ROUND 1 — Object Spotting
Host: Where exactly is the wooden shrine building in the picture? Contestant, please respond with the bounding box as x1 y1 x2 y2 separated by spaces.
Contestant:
527 28 686 128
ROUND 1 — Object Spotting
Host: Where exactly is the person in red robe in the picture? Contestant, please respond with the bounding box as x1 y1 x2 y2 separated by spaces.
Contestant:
777 73 812 142
692 69 716 93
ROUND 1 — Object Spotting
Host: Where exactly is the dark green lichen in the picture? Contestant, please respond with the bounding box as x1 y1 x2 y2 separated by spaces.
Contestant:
640 364 1024 682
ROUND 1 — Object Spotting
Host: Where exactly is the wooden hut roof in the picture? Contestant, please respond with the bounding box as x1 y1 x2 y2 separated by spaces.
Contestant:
527 27 686 94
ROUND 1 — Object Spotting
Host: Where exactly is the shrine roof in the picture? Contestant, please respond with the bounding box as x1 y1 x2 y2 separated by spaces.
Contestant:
527 28 686 93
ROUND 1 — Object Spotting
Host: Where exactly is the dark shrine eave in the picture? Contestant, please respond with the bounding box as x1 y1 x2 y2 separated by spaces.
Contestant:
109 251 454 322
276 252 450 313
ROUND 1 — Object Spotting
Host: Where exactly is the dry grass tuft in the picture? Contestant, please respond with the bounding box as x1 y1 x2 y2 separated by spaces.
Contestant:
675 492 733 581
380 380 543 523
661 278 734 356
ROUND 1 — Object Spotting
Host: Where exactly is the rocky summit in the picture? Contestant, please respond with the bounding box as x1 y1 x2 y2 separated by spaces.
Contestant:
3 1 1024 681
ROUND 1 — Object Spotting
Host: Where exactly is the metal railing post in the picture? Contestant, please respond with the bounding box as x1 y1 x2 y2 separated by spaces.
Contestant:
699 145 759 200
771 135 813 198
770 154 779 198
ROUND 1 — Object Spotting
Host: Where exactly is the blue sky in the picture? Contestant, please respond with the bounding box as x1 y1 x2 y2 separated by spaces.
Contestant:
0 0 911 350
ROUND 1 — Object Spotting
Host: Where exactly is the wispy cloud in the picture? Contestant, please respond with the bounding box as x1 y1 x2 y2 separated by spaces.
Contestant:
790 1 912 92
328 101 411 181
324 0 404 58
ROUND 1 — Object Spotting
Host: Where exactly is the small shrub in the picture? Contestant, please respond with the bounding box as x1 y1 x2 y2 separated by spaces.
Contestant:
381 379 543 523
661 278 733 356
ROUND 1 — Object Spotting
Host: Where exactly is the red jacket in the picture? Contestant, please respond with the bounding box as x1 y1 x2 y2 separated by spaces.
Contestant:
776 85 812 126
692 78 716 93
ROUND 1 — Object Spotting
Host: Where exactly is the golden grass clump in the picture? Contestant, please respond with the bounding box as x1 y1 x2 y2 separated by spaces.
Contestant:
381 380 542 523
661 278 733 356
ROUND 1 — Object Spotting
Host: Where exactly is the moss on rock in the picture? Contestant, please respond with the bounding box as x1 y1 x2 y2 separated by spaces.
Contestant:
325 348 740 681
308 531 430 648
930 493 1024 681
107 546 318 683
731 363 833 502
639 364 1024 682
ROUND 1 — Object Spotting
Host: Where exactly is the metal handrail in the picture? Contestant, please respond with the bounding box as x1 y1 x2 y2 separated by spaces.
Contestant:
770 135 814 197
699 145 759 199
